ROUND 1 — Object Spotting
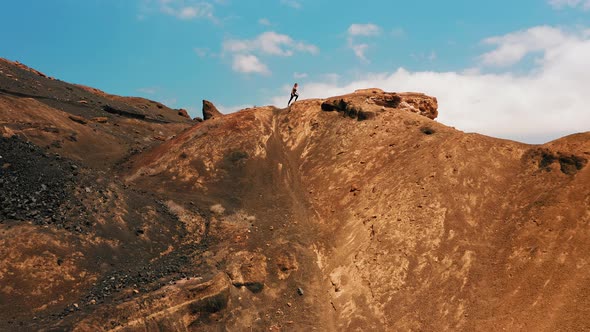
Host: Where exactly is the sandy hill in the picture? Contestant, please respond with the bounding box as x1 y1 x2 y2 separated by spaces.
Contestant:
1 60 589 331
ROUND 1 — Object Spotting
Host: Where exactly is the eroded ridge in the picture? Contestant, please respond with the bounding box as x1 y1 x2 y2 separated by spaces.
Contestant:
2 79 590 331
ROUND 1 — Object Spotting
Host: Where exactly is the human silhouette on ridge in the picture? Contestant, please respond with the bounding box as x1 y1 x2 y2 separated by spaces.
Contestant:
288 83 299 106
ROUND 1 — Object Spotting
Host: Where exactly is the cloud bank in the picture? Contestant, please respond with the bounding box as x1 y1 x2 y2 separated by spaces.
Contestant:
223 31 318 75
271 26 590 143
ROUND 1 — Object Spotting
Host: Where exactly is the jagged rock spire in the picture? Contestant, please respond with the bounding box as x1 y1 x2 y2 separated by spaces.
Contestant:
202 100 223 120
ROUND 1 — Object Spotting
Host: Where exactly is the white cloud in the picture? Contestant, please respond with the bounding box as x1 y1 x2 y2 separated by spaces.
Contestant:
280 0 301 9
258 18 271 26
480 26 571 67
348 23 381 37
223 31 318 75
294 72 308 79
144 0 215 20
322 73 340 83
347 23 380 62
178 7 198 19
351 43 369 62
232 54 270 75
548 0 590 10
269 26 590 143
224 31 318 56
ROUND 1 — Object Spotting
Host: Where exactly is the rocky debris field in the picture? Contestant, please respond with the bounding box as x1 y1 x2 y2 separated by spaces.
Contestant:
0 136 78 227
48 241 208 324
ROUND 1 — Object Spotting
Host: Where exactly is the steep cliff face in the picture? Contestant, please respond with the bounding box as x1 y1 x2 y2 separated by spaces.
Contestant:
121 91 589 331
1 59 590 332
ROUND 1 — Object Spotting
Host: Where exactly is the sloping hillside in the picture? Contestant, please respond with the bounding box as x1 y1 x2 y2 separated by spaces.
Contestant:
1 60 589 331
121 89 589 331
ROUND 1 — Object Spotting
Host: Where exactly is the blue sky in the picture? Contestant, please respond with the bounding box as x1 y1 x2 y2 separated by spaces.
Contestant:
1 0 589 143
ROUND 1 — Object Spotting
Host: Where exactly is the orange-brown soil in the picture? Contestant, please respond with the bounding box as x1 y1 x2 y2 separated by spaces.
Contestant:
1 60 589 331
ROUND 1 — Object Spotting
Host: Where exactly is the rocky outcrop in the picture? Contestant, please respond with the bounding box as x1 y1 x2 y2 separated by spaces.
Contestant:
68 114 88 125
102 104 146 120
396 92 438 119
321 98 377 120
202 100 223 120
276 251 299 280
524 147 588 175
177 109 190 119
0 126 16 138
90 117 108 123
226 251 267 293
321 88 438 121
73 273 231 331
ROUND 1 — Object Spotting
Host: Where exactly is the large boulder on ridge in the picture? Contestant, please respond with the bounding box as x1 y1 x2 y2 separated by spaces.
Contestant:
321 88 438 121
202 100 223 120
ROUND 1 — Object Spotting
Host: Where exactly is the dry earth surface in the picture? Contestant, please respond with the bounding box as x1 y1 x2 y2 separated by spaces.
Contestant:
1 58 589 331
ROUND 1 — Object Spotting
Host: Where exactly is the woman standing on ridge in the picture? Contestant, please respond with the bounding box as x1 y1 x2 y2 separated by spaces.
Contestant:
288 83 299 106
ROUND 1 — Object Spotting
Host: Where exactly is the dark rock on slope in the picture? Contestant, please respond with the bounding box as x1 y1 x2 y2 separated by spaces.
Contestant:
321 88 438 120
0 136 75 225
202 99 223 120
